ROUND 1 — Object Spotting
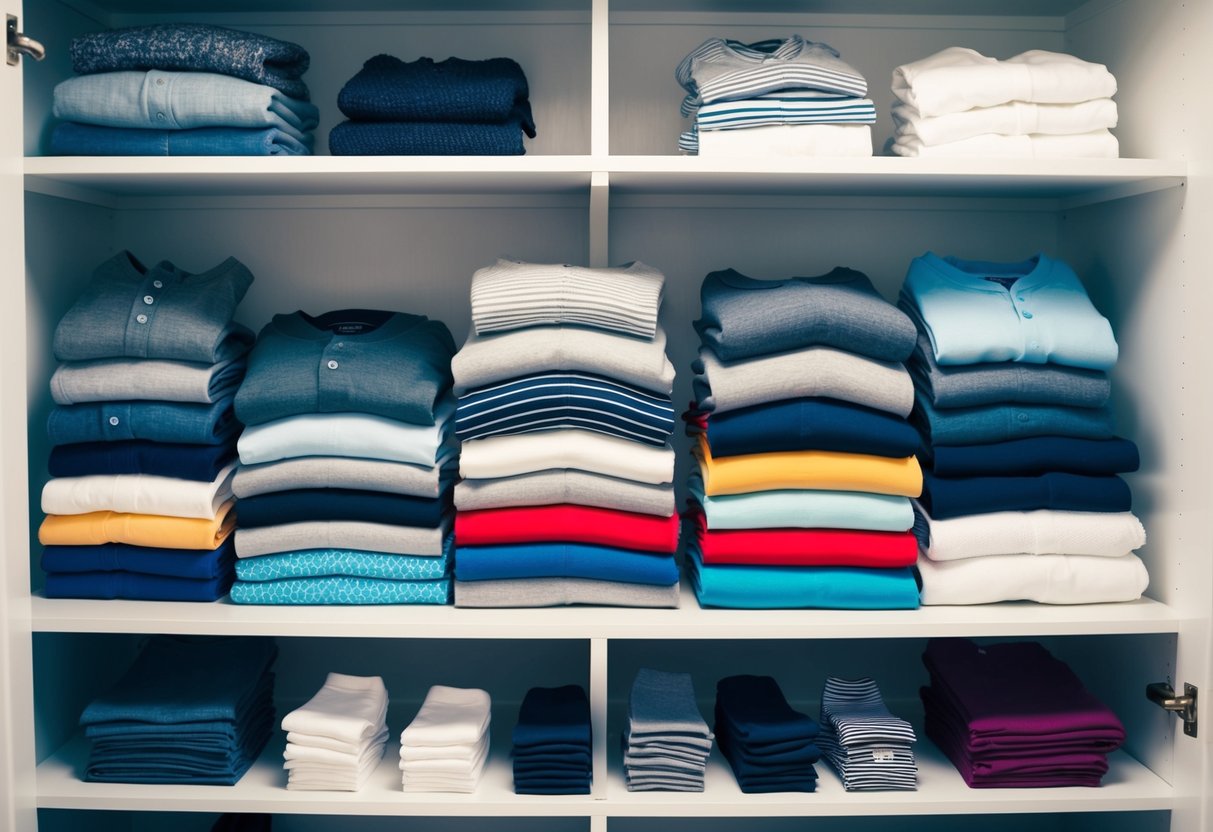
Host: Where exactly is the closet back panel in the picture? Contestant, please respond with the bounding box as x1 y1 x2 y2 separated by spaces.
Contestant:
22 8 593 156
608 13 1068 156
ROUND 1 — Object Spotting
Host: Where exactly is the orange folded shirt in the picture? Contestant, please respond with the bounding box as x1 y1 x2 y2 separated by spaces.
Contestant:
694 434 922 498
38 499 236 550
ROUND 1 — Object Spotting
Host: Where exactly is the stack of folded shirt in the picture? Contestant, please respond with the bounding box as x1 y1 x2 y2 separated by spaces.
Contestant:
452 259 681 609
78 635 276 784
399 685 492 793
818 676 917 791
511 685 592 795
280 673 389 791
715 675 820 794
228 308 458 605
890 47 1118 158
676 36 874 157
52 23 315 156
921 638 1126 787
686 266 923 610
331 54 536 155
899 252 1149 605
623 669 712 792
38 251 255 601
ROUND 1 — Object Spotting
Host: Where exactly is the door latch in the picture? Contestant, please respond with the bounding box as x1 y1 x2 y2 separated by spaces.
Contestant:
1146 682 1197 738
7 15 46 66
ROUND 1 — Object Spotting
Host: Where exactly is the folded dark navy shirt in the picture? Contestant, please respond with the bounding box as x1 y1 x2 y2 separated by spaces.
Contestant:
715 675 819 745
695 397 920 458
329 119 530 157
922 435 1139 478
42 539 235 580
235 487 448 529
920 471 1132 520
48 440 236 481
44 570 233 602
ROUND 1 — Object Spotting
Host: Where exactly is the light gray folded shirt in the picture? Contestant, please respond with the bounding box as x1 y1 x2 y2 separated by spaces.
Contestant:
627 668 713 739
235 520 450 558
452 324 676 396
50 356 246 405
454 469 676 517
454 577 681 608
693 345 914 417
233 455 456 499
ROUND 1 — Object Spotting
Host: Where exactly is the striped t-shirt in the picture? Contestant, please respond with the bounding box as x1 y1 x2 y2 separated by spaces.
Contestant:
819 677 918 791
469 259 665 339
676 36 868 116
456 372 676 446
679 92 878 153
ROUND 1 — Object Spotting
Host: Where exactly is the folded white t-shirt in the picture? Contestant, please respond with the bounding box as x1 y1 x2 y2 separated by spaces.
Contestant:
399 685 491 748
892 98 1117 146
280 673 389 745
917 552 1149 605
41 462 235 519
696 123 872 158
892 129 1118 159
921 506 1146 561
459 430 675 485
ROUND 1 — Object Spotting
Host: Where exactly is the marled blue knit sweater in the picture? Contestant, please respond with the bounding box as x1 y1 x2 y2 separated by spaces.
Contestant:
70 23 311 101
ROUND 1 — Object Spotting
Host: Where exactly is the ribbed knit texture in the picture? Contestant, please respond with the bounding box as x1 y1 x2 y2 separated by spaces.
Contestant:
329 120 528 156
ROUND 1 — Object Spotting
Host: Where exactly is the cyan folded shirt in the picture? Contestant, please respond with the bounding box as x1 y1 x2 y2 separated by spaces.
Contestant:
229 575 452 605
53 71 319 141
51 122 312 156
234 544 451 582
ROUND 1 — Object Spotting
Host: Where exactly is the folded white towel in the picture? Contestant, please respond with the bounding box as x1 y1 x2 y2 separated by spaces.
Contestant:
280 673 389 745
891 129 1118 158
399 685 492 748
400 736 490 773
695 123 872 158
921 506 1146 561
892 98 1117 146
400 733 488 762
917 551 1149 605
285 728 389 764
459 430 674 485
892 47 1117 117
286 730 367 755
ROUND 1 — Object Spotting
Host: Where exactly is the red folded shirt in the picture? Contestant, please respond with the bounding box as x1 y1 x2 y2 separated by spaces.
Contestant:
456 504 680 553
690 509 917 567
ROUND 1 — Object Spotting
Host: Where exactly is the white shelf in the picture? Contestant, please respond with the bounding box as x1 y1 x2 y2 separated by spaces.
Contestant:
23 156 1186 204
37 727 1173 818
29 587 1185 640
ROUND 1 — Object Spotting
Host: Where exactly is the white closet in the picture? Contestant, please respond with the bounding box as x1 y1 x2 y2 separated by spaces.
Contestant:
2 0 1210 830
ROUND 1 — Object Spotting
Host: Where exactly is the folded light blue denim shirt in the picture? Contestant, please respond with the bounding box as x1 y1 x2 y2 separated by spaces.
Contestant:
53 71 319 141
54 251 254 364
48 395 240 446
51 122 312 156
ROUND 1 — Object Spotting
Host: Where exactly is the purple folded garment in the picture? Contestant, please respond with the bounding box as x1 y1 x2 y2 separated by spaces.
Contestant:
922 639 1125 747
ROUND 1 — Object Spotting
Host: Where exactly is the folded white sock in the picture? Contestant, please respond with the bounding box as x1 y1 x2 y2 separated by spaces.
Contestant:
399 685 491 748
400 735 490 773
280 673 389 745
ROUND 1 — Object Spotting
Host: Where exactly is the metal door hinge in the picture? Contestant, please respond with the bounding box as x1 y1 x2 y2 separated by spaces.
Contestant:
1146 682 1198 738
7 15 46 66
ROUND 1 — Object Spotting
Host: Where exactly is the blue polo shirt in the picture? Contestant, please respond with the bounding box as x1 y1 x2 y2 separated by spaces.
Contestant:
902 252 1118 370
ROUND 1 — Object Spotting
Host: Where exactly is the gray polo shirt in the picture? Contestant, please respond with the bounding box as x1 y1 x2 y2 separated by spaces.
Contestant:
235 309 456 427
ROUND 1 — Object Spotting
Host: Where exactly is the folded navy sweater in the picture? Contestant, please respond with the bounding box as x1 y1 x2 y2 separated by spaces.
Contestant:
329 119 530 156
338 54 536 133
70 24 311 100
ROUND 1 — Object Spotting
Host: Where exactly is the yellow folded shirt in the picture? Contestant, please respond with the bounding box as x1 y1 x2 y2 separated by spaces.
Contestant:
695 435 923 498
38 499 236 550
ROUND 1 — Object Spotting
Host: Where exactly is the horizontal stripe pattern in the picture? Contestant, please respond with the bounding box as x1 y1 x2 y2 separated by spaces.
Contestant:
819 677 917 791
456 373 675 446
680 93 877 153
677 37 868 116
470 259 664 339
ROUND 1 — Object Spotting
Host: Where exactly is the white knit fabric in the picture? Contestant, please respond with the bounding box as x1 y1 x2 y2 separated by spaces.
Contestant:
921 506 1146 561
917 552 1149 605
279 673 389 792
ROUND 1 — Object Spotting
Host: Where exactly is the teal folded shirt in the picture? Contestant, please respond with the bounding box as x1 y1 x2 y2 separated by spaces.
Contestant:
689 471 913 531
687 545 919 609
229 575 451 605
235 543 451 582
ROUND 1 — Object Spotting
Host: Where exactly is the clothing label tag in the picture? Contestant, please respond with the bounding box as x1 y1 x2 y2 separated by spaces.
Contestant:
983 276 1020 290
871 748 896 763
333 322 372 334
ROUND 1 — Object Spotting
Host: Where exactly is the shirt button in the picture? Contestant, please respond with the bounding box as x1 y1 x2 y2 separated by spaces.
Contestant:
335 342 344 349
108 416 120 426
143 295 155 305
155 77 165 86
136 314 148 324
156 112 166 121
327 360 339 370
152 280 163 289
1022 311 1034 319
